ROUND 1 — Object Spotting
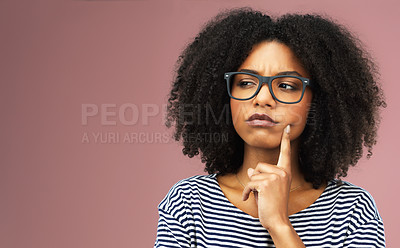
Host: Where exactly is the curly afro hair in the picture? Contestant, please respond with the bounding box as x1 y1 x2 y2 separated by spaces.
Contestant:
165 7 387 189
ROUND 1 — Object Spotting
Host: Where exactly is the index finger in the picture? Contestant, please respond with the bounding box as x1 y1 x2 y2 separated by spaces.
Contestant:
277 124 291 172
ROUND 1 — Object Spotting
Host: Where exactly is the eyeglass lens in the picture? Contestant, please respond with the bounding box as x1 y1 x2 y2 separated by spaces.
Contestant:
229 73 304 102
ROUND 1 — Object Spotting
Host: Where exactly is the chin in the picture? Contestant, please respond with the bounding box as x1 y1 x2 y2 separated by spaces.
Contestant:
244 137 282 149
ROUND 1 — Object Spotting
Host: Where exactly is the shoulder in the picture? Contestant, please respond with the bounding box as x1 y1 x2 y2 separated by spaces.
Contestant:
325 179 383 222
157 174 219 214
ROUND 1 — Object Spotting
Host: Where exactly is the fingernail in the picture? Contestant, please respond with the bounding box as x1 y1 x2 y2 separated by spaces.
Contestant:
285 125 290 134
247 168 254 177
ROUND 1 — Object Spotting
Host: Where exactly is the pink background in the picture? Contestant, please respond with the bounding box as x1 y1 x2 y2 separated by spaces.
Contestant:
1 0 399 247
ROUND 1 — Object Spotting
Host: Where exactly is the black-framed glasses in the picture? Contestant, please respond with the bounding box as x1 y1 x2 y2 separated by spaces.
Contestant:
224 72 312 104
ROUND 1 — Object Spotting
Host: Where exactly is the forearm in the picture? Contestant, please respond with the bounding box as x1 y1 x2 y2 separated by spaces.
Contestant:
268 222 306 248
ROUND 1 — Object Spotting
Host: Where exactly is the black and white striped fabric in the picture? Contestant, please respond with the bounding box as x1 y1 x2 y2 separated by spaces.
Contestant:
155 174 385 247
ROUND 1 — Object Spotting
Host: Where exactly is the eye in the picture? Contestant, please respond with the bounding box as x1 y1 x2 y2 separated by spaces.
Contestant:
237 80 257 87
275 79 302 91
278 83 296 90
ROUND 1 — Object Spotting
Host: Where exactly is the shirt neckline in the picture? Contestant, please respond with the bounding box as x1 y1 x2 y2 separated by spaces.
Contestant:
209 173 336 220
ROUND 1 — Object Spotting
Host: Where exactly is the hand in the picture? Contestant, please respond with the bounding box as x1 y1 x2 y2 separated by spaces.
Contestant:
242 124 292 231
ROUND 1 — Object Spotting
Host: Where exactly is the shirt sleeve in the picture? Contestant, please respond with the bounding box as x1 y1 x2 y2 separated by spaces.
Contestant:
342 188 386 248
343 217 385 247
154 208 191 248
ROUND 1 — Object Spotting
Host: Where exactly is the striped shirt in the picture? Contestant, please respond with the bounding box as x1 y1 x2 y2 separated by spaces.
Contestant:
154 174 385 247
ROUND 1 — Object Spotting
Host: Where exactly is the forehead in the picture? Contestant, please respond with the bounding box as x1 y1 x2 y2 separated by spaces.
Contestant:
238 40 309 78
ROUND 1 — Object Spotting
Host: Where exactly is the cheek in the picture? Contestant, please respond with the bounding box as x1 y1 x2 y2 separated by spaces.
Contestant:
282 104 312 142
230 100 248 125
282 89 313 126
284 104 311 126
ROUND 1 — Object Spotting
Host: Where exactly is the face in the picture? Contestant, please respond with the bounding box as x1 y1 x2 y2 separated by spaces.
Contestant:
230 40 313 149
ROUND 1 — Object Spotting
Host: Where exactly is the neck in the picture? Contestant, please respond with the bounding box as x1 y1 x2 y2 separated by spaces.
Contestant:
237 138 306 190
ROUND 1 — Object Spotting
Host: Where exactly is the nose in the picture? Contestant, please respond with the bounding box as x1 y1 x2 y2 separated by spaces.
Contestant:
253 83 277 107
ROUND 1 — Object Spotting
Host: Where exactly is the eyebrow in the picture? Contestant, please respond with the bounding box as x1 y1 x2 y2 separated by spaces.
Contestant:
239 68 303 77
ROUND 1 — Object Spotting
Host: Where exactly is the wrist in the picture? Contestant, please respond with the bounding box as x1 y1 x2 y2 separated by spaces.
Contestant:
267 222 306 248
267 220 293 237
262 215 291 231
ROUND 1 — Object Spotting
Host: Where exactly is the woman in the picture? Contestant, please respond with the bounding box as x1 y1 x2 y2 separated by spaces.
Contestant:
155 7 386 247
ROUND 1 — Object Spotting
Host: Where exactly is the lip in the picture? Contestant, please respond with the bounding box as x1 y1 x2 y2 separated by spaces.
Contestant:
246 113 278 127
246 119 277 127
